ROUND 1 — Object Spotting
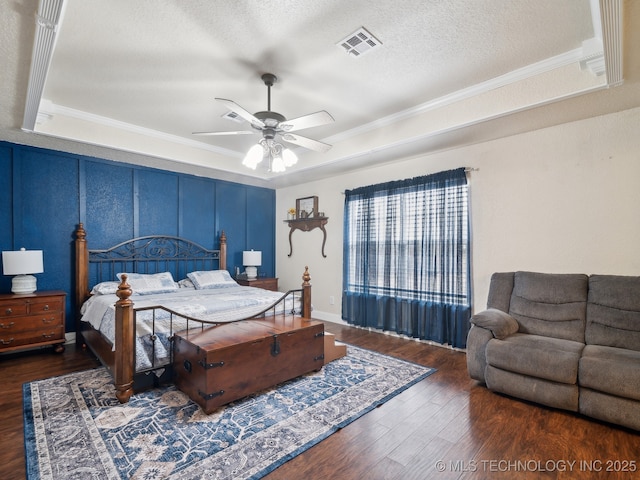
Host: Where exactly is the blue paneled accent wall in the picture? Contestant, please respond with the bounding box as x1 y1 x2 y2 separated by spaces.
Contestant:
0 146 13 291
0 141 276 333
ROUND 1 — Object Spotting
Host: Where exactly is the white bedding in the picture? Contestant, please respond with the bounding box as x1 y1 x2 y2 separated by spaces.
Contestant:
80 285 297 372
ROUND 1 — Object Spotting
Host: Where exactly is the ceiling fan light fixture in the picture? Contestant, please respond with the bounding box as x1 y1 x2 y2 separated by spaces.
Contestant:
282 148 298 167
200 72 334 173
242 143 264 169
271 155 286 173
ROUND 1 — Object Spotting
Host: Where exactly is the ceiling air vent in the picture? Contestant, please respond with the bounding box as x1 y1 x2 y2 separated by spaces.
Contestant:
222 111 243 123
337 27 382 57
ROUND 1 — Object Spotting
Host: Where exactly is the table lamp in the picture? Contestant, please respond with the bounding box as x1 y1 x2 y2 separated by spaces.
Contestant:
2 248 44 294
242 250 262 280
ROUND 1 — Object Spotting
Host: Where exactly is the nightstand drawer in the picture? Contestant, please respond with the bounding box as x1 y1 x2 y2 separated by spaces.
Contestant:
0 298 63 317
1 303 28 317
0 325 64 348
30 298 64 314
0 313 64 333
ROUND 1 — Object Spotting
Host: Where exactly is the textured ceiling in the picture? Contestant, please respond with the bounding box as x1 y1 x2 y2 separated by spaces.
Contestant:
1 0 638 188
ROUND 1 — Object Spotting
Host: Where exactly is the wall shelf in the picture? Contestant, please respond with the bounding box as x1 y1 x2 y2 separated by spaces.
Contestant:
284 217 329 257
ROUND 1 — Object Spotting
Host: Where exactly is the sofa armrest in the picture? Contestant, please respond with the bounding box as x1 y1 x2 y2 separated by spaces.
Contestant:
467 309 519 383
470 308 519 339
467 325 493 382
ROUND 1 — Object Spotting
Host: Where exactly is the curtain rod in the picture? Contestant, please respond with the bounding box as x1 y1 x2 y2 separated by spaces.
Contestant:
341 167 479 194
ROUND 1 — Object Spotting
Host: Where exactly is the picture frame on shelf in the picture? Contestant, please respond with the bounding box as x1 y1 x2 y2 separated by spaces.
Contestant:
296 196 319 218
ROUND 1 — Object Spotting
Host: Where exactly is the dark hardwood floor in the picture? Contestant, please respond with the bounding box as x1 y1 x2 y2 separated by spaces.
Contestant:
1 322 638 479
0 341 101 480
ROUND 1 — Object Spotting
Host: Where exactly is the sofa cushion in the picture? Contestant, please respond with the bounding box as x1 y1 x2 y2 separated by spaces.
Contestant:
485 366 579 411
579 344 640 401
487 272 514 313
485 333 584 384
585 275 640 351
508 272 588 343
579 388 640 431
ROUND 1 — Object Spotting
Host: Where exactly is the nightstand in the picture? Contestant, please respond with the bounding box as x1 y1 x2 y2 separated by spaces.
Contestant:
235 277 279 291
0 291 66 354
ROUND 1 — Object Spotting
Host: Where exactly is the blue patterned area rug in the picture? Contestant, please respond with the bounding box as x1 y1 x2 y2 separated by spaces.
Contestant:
23 344 435 479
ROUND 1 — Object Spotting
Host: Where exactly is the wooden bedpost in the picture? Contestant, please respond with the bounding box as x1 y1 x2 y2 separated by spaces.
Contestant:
219 230 227 271
75 224 88 343
114 274 135 403
302 266 312 319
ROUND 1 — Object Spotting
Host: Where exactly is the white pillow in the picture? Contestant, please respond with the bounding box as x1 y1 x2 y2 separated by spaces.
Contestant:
178 278 195 289
187 270 237 290
115 272 178 295
90 281 119 295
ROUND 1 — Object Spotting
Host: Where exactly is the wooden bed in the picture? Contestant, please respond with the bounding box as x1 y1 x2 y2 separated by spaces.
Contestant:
73 223 314 404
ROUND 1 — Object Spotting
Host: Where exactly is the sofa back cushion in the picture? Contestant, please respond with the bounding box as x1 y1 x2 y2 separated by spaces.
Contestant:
487 272 515 313
586 275 640 351
508 272 588 343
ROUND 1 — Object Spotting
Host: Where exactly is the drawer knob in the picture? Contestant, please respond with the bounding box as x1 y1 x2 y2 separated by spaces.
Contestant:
0 322 15 329
42 317 55 324
0 338 14 345
5 308 11 315
43 304 50 311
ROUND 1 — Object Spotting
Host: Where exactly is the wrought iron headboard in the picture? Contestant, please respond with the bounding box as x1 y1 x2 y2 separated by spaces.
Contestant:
88 235 222 285
74 223 227 306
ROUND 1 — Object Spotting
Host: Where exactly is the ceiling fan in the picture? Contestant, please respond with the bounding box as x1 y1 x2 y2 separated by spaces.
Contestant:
193 73 334 172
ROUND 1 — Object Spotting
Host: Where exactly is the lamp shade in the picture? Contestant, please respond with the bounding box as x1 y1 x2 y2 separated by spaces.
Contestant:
2 248 44 294
2 248 44 275
242 250 262 267
242 250 262 280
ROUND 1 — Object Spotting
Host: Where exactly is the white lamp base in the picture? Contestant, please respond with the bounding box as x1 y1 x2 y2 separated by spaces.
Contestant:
11 274 37 294
245 266 258 280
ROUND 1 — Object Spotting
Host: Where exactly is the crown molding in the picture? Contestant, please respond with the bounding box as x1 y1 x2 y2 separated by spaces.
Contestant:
21 0 66 132
599 0 624 86
40 103 243 158
325 46 590 145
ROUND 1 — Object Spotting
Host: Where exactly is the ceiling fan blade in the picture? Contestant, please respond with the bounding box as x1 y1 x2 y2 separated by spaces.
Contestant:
193 130 254 136
215 98 265 128
279 110 334 132
282 133 332 152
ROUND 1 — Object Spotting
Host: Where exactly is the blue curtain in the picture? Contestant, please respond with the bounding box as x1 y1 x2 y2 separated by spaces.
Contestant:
342 168 471 348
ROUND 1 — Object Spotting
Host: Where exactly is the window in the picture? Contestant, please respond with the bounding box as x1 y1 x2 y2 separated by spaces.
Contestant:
342 168 471 348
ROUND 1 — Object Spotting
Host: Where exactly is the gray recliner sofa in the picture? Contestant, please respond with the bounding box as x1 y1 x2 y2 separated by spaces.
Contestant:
466 271 640 431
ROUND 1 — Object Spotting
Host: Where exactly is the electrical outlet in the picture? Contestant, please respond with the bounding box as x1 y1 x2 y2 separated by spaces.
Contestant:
329 295 335 305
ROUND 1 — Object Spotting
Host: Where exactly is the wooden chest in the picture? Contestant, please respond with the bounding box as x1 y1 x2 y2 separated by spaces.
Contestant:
173 317 324 413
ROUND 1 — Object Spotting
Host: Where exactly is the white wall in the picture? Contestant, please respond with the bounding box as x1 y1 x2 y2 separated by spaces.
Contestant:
276 106 640 322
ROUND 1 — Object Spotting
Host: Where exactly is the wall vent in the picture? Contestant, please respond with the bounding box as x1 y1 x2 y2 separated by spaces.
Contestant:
337 27 382 57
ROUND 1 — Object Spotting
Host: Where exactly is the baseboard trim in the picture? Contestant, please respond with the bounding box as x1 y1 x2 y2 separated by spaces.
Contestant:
310 310 346 324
